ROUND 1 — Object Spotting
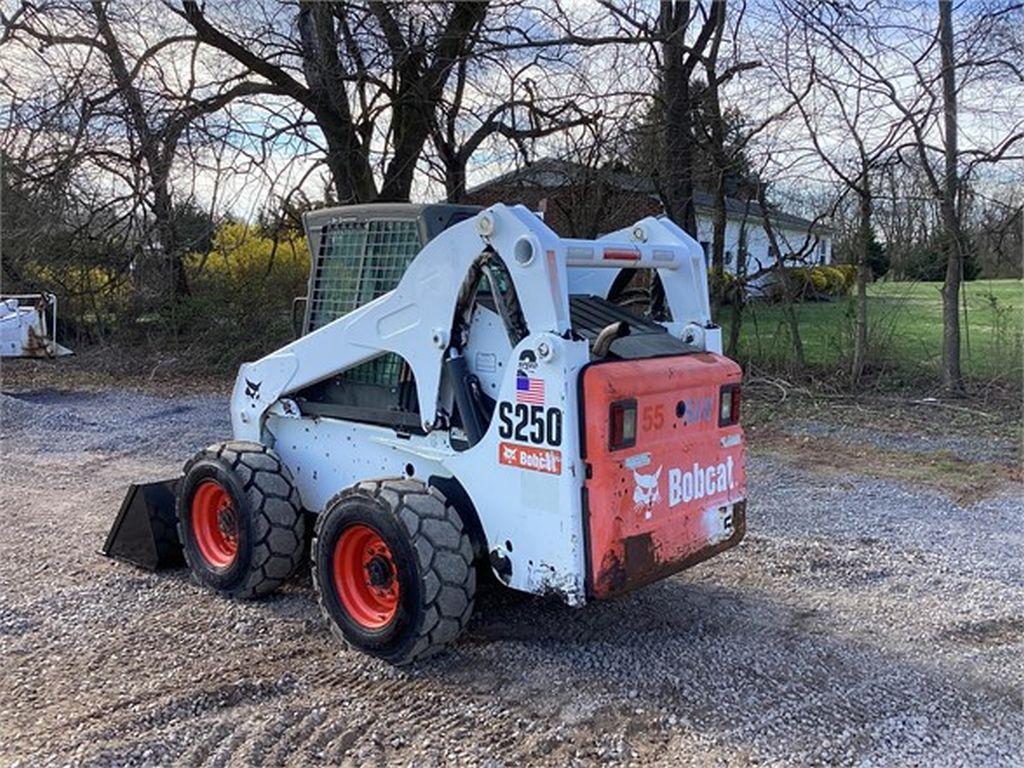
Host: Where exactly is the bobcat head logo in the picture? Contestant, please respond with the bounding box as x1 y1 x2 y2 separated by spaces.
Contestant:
244 378 261 400
633 465 662 516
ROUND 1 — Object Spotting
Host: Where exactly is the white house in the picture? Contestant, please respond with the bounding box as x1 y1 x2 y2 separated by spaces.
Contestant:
691 193 833 280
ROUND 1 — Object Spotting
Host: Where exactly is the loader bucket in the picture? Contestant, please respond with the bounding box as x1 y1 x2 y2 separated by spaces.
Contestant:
102 478 184 570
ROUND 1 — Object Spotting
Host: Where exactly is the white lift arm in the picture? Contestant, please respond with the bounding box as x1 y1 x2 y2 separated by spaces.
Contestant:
231 204 712 442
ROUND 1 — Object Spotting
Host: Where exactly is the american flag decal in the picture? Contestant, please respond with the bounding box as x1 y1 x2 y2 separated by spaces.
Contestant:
516 376 545 405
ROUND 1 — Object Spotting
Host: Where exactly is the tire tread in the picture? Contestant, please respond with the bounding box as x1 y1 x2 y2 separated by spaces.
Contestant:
179 441 305 599
312 478 475 664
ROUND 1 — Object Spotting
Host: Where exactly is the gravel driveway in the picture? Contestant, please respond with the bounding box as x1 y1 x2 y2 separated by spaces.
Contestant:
1 387 1021 767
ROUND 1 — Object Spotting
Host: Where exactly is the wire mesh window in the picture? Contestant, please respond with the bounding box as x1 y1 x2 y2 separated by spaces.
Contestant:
307 219 422 329
307 218 422 386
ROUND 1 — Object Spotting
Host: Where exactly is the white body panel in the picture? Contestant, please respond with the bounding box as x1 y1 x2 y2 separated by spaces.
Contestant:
230 204 717 604
462 305 514 400
265 332 590 604
266 414 453 512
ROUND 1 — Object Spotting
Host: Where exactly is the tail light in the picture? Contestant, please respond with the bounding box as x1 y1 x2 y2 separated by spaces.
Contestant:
719 384 741 427
609 399 637 450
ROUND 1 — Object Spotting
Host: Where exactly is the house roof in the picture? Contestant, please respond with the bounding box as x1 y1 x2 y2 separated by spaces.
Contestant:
467 157 830 233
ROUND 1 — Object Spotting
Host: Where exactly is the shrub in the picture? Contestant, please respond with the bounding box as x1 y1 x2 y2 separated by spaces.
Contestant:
18 250 134 343
835 264 857 289
763 265 853 302
820 266 848 296
166 222 310 368
789 267 811 293
808 267 829 292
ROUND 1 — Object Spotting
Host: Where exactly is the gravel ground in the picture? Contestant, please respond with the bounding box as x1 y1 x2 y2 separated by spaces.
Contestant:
1 387 1022 767
780 418 1019 466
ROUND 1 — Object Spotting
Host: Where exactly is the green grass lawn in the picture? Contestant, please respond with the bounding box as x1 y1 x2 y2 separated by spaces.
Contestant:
726 278 1023 383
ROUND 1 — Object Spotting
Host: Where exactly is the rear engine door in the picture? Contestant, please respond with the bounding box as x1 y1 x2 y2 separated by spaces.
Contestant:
581 353 746 598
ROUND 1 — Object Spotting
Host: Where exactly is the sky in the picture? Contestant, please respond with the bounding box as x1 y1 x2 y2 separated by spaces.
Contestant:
1 0 1020 228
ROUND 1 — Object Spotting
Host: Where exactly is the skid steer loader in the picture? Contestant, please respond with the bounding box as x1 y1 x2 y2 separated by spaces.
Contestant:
105 202 746 664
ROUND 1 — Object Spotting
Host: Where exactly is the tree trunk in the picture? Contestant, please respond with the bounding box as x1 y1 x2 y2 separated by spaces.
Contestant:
438 139 468 203
322 127 377 203
152 180 188 299
727 290 743 357
938 0 964 394
777 265 805 370
710 172 728 317
757 184 804 369
660 2 698 235
702 14 729 319
445 155 468 203
851 182 871 388
726 218 748 357
93 1 188 302
297 5 378 203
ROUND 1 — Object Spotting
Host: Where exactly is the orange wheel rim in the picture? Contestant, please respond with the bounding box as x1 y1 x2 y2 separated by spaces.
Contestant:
333 524 400 629
191 480 238 569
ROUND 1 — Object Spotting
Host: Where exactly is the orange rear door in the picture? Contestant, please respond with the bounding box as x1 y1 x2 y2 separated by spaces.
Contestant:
581 353 746 598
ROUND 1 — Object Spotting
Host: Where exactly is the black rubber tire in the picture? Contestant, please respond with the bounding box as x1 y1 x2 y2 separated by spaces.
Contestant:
312 479 476 665
177 441 306 599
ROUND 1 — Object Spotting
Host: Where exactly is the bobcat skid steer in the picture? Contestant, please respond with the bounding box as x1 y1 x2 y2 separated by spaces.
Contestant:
104 202 746 664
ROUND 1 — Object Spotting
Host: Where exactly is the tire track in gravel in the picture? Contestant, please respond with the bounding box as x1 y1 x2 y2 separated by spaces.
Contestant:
265 707 329 765
301 714 364 764
180 722 235 766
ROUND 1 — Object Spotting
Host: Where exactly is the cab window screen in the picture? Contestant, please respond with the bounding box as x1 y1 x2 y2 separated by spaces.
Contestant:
307 219 421 332
306 219 421 387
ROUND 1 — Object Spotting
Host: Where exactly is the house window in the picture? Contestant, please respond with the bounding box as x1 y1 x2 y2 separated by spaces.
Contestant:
725 250 734 266
818 241 827 264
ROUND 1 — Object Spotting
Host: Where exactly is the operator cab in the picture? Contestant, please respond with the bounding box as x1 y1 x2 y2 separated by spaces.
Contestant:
292 204 481 431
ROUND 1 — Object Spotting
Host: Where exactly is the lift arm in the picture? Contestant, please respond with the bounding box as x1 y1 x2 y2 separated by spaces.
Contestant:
230 205 711 442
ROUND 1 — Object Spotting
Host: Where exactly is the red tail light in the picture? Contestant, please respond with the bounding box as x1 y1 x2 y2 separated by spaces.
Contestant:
609 399 637 451
603 248 640 261
718 384 741 427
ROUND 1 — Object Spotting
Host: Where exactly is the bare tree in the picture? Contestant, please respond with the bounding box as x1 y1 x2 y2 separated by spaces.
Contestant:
768 1 907 386
179 0 489 204
2 1 274 303
554 1 724 235
430 58 596 202
936 0 965 392
799 0 1023 392
752 179 828 370
698 2 740 315
657 1 722 234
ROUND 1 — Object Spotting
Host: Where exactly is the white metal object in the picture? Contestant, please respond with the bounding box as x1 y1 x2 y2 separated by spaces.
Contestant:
230 203 741 605
0 293 73 358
